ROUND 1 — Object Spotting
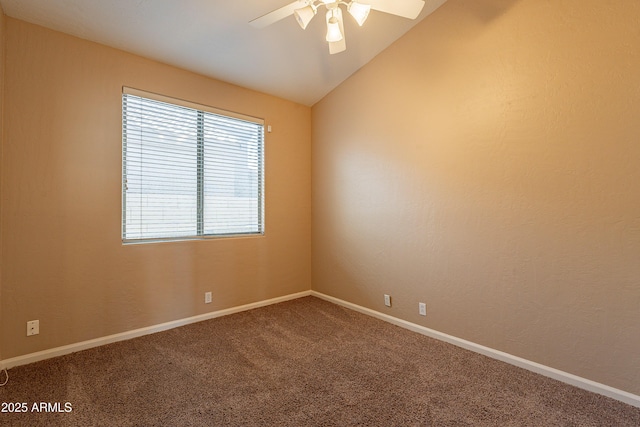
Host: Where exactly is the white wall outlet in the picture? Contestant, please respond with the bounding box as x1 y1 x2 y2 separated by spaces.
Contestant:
384 294 391 307
205 292 212 304
419 302 427 316
27 320 39 336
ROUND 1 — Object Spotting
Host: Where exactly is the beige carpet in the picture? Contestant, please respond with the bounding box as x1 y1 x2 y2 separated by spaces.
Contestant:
1 296 638 426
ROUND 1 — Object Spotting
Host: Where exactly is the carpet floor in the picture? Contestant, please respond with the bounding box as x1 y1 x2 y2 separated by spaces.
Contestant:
1 296 638 426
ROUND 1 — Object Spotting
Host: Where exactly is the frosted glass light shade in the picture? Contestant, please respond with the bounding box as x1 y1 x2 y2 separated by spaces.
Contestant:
325 9 343 42
348 1 371 26
294 5 317 29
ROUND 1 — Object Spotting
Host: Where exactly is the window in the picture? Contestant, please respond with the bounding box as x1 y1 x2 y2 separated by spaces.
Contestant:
122 88 264 243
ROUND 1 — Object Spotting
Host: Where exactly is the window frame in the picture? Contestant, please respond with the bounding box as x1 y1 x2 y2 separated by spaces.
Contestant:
121 87 265 244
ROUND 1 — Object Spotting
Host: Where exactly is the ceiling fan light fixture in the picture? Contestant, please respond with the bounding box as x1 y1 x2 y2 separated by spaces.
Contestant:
347 1 371 26
294 5 317 30
325 10 344 43
249 0 427 55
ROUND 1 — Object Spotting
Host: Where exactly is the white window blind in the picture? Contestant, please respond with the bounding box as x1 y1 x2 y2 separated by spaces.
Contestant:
122 88 264 242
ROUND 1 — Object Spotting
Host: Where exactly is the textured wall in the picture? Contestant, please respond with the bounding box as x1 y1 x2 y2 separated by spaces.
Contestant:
312 0 640 394
2 18 311 359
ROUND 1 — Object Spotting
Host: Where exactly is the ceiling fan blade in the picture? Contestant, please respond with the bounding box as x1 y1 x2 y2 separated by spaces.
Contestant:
364 0 425 20
328 8 346 55
249 1 306 29
329 39 346 55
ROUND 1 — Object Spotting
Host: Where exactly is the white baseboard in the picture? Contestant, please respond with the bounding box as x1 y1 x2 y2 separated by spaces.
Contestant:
1 290 312 370
311 291 640 409
3 289 638 409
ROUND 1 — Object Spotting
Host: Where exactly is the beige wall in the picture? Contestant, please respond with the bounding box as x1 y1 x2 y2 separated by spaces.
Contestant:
0 5 5 361
1 18 311 359
312 0 640 395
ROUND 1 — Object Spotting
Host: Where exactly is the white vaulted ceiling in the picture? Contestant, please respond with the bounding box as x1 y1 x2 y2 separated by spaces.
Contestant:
0 0 447 106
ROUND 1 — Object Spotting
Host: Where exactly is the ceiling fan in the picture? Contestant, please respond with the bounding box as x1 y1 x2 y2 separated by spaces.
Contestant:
250 0 426 54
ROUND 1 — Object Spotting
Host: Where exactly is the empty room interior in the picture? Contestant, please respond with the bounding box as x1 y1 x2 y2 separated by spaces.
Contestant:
0 0 639 425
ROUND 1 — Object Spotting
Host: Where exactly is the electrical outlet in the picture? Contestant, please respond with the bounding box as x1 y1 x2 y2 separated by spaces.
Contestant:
205 292 212 304
27 320 39 336
419 302 427 316
384 294 391 307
